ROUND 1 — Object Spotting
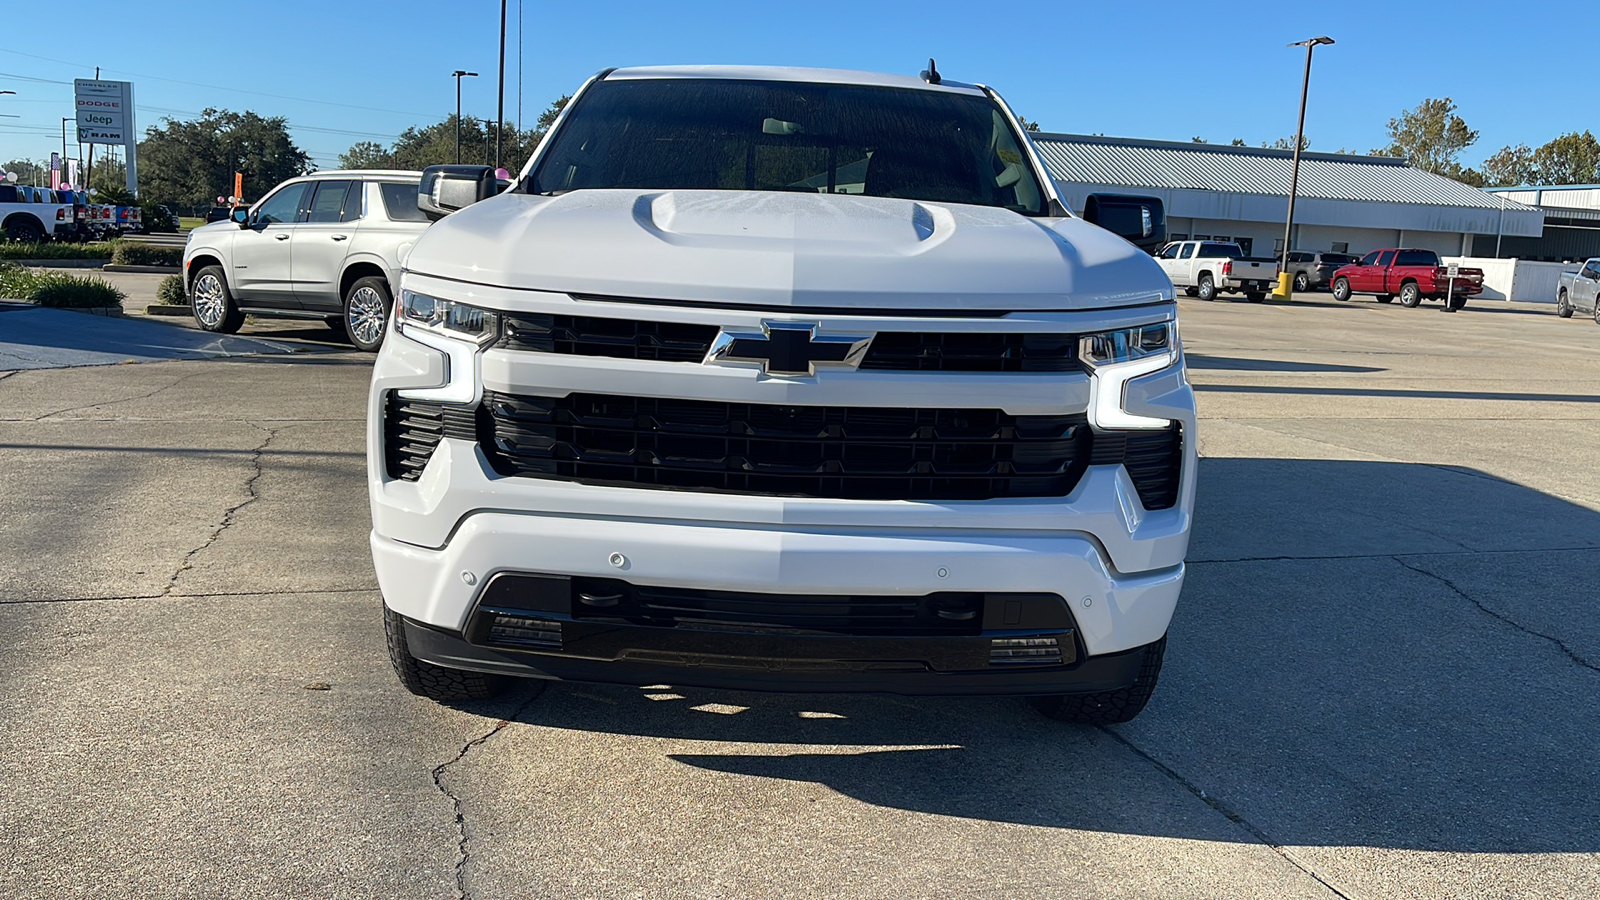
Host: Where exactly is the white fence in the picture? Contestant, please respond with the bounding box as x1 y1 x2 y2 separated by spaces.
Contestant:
1442 257 1578 303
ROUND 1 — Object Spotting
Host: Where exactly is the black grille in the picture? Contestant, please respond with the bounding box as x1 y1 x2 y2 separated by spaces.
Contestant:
383 394 477 481
498 313 719 362
495 313 1078 373
570 577 984 636
858 332 1079 372
481 391 1091 500
1088 426 1183 510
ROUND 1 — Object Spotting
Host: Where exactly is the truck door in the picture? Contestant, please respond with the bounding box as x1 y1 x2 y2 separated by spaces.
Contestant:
1155 242 1184 284
1370 250 1395 293
1577 259 1600 312
1177 242 1198 284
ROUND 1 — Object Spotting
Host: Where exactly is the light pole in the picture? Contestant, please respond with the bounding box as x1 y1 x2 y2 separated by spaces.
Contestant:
61 118 72 187
452 70 478 164
1274 35 1334 300
496 0 507 170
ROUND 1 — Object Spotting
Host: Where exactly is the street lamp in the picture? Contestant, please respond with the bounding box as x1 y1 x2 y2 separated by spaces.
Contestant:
496 0 507 170
452 70 479 164
1274 35 1334 300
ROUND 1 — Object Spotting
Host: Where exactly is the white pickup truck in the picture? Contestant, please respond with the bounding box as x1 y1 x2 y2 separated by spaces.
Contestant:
1555 258 1600 324
0 184 69 243
369 65 1196 724
1155 240 1279 302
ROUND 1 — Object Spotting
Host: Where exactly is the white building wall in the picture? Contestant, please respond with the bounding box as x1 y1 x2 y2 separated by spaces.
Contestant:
1294 224 1401 256
1443 257 1578 302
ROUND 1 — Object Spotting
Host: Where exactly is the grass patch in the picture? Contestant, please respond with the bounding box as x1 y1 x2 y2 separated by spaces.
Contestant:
0 241 116 260
110 243 183 268
157 274 187 305
0 263 126 308
179 217 204 232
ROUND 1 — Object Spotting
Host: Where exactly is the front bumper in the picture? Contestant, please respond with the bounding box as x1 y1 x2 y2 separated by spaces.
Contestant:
399 609 1159 696
370 291 1196 691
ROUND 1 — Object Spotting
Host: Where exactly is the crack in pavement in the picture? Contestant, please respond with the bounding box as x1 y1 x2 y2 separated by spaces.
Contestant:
31 369 207 421
432 691 544 900
162 423 279 597
1098 726 1354 899
1393 556 1600 674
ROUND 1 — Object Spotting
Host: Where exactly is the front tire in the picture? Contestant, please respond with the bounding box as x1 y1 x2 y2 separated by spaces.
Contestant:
1331 277 1351 302
1031 636 1167 725
190 265 245 334
1197 275 1217 301
343 276 391 352
1293 272 1310 292
1399 282 1422 308
383 605 511 701
1557 290 1573 318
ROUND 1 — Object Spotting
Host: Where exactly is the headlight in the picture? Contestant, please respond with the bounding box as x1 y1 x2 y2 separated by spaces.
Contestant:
1080 320 1179 430
1079 322 1173 368
398 290 500 344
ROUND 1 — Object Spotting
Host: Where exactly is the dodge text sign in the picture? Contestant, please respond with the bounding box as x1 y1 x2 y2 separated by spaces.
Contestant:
74 80 135 145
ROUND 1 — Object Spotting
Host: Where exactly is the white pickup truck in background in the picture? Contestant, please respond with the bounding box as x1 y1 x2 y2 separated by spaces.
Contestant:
1155 240 1280 302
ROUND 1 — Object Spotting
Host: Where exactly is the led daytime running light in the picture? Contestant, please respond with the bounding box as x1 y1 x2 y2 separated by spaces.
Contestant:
398 290 500 344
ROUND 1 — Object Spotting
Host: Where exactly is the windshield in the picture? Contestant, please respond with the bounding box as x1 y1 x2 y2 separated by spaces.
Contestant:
529 78 1047 215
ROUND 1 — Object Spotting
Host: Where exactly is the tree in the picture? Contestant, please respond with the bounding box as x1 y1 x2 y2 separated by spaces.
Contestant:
1017 116 1040 132
1374 97 1478 182
1265 136 1311 151
138 108 311 211
340 96 571 173
1191 137 1207 143
1479 143 1536 187
1229 139 1248 147
88 157 128 195
2 159 47 185
1530 131 1600 185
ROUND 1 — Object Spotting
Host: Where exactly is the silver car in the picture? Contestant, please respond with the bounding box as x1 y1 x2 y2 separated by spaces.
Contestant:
182 170 429 351
1556 258 1600 324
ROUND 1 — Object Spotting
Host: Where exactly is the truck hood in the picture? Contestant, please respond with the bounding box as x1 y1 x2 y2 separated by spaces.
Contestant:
406 189 1172 311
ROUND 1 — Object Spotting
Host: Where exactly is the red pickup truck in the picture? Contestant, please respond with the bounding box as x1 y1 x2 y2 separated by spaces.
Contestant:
1329 248 1483 310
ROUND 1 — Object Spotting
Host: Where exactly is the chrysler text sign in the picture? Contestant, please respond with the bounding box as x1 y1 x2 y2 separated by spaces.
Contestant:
74 79 135 145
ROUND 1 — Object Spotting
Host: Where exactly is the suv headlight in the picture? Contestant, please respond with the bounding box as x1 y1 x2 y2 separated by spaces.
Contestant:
1080 321 1179 430
397 290 500 344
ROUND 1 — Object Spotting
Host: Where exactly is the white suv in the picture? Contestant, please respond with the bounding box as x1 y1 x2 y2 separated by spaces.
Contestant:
183 170 428 350
370 66 1196 723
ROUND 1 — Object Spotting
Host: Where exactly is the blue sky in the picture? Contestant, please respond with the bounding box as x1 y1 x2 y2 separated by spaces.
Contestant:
0 0 1581 177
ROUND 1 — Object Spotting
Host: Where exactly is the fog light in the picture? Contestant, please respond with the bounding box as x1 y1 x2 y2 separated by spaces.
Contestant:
990 636 1063 665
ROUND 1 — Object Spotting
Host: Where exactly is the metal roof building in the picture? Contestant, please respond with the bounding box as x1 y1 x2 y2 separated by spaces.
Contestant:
1032 134 1544 259
1481 185 1600 262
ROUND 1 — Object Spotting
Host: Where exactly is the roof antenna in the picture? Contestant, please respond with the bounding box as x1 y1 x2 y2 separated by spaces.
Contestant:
920 58 941 85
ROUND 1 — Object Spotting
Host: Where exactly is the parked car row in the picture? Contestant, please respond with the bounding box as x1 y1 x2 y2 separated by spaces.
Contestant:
0 184 182 243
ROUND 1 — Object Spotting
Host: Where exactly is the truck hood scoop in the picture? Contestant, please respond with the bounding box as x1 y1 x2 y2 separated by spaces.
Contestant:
408 189 1172 312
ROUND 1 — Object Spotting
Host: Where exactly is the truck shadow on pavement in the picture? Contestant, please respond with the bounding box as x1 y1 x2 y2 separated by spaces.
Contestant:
489 458 1600 853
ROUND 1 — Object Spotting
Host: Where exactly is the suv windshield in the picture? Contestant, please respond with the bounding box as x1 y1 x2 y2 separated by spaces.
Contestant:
529 78 1047 215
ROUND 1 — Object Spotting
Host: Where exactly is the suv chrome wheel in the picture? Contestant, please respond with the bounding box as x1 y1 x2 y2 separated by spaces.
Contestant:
193 273 226 327
347 286 386 345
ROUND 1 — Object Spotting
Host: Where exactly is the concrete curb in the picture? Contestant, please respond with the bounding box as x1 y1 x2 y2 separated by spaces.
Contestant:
103 264 181 274
145 304 191 317
4 259 109 269
58 306 124 317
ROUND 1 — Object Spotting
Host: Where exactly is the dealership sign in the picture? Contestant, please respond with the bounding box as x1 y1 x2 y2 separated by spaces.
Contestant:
75 79 135 144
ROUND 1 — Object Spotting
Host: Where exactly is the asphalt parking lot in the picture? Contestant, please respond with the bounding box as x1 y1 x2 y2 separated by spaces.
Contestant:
2 293 1598 898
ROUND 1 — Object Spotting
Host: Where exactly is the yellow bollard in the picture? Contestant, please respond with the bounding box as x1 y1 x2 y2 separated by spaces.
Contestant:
1270 271 1293 301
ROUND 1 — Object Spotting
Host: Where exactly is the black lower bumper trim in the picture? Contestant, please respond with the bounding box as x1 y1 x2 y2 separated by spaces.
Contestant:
402 617 1154 697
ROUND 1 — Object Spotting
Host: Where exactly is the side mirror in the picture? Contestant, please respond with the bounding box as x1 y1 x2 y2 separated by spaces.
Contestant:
1083 193 1166 253
418 165 499 220
231 207 250 227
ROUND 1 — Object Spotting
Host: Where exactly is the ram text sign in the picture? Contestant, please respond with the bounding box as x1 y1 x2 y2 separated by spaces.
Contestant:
75 79 135 144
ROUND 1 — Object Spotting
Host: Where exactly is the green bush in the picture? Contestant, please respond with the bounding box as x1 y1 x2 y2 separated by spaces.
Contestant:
0 241 116 260
157 274 187 305
109 242 183 267
0 264 125 308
